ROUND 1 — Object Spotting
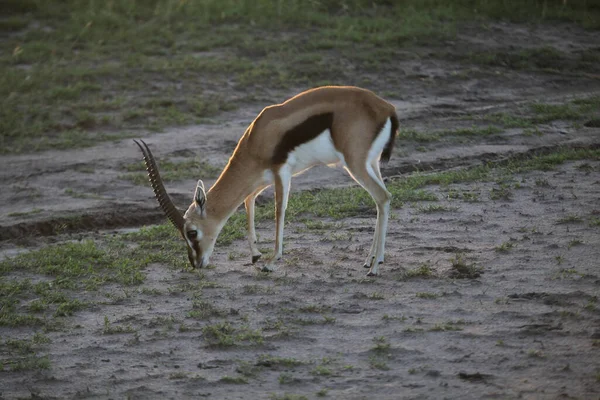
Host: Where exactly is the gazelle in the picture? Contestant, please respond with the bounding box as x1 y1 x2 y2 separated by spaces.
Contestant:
135 86 399 276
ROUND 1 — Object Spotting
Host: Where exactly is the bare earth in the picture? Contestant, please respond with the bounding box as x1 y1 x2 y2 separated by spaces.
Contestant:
1 23 599 399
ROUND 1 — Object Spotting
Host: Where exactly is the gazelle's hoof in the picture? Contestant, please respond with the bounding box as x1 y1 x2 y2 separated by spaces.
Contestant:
252 254 261 264
364 260 383 269
261 264 277 273
366 271 378 277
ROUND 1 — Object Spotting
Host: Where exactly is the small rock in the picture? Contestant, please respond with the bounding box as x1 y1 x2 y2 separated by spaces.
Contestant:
197 362 219 369
426 370 441 377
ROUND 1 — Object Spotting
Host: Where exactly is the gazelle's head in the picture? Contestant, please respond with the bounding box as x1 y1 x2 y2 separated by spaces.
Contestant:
182 180 220 268
134 140 217 269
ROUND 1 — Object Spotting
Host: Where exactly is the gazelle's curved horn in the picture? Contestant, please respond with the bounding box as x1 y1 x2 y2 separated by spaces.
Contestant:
134 139 184 231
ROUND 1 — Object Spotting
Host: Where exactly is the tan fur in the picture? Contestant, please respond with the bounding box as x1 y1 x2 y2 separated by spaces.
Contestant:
202 86 394 220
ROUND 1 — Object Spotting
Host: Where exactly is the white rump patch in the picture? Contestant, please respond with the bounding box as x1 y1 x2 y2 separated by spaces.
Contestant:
366 118 392 188
368 118 392 164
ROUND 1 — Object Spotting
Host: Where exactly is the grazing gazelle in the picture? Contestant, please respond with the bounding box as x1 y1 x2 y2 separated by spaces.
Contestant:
135 86 399 276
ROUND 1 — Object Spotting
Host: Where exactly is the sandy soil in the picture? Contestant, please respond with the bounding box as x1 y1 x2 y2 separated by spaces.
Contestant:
1 22 599 399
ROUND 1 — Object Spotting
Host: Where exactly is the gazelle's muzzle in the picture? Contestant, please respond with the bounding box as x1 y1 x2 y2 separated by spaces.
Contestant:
186 245 207 269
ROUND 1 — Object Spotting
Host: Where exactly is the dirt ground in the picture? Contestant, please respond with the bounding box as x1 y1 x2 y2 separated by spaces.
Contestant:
1 22 600 399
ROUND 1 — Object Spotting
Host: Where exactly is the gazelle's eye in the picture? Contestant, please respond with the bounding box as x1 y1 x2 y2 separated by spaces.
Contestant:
187 230 198 239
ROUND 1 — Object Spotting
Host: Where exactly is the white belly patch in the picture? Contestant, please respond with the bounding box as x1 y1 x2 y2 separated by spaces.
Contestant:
286 129 344 175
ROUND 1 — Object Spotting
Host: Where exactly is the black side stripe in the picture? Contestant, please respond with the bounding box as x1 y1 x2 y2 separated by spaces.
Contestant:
272 113 334 165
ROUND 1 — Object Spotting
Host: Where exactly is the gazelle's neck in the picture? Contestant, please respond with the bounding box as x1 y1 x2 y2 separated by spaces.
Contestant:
205 152 265 224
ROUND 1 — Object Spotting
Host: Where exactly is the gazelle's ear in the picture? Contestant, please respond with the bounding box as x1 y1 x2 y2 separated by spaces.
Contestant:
194 180 206 216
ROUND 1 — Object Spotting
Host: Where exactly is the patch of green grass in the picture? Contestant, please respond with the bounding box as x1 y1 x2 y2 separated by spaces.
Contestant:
404 263 434 279
449 254 482 279
555 255 565 266
572 96 600 113
447 189 480 202
403 326 425 333
530 102 582 122
7 208 43 218
269 394 309 400
302 220 339 231
508 148 600 173
368 355 390 371
429 321 463 331
467 46 600 73
0 312 44 328
535 178 551 187
523 126 543 137
4 355 51 372
312 365 333 376
0 15 31 31
188 300 228 319
1 239 148 287
382 314 407 322
469 46 563 71
484 112 532 128
5 339 34 355
202 322 236 347
147 315 178 330
32 332 51 345
242 284 276 295
398 129 440 143
552 268 583 280
401 166 491 189
576 162 595 172
103 316 136 334
490 184 512 200
399 125 501 144
54 299 86 317
289 315 336 326
169 372 188 379
416 292 439 299
484 96 600 129
371 336 391 353
443 126 502 137
278 372 297 385
220 375 249 384
527 349 545 358
495 241 515 253
122 158 221 184
556 214 583 224
202 322 263 347
0 238 151 328
368 291 385 300
64 188 105 200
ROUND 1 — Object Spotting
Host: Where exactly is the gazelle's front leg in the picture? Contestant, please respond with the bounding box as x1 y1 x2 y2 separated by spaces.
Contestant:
245 191 263 264
263 167 291 272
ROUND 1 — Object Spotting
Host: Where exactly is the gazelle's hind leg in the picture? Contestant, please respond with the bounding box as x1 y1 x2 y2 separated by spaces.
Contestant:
363 158 387 268
345 159 391 277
